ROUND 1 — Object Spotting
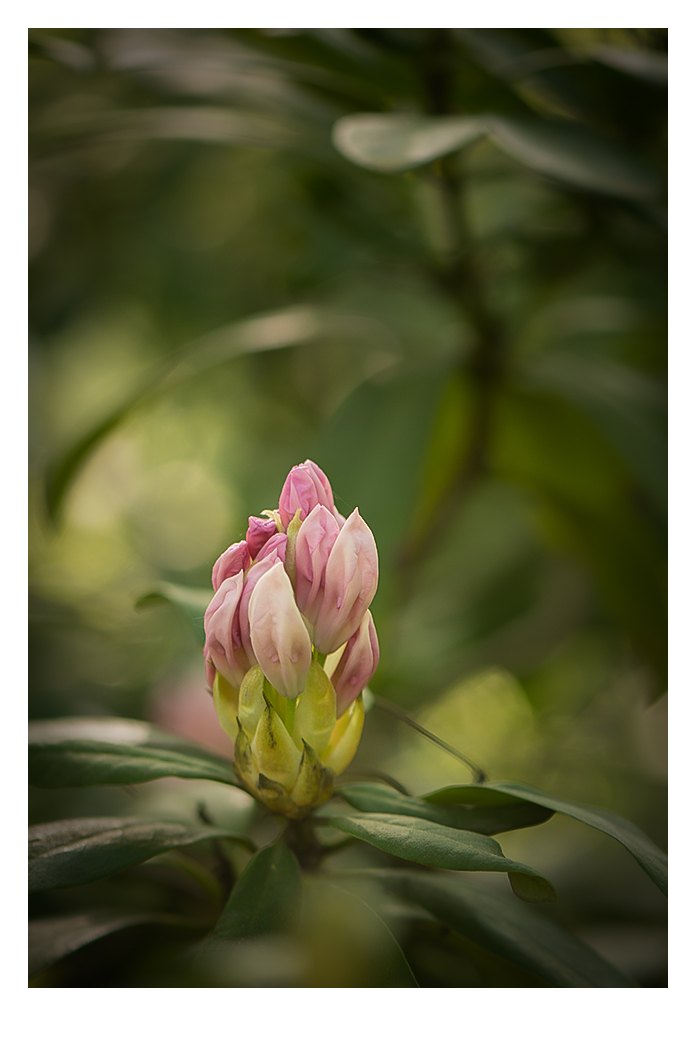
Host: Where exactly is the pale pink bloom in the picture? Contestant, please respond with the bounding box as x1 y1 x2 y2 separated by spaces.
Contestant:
331 611 379 716
238 535 288 663
203 572 251 688
248 562 312 699
312 509 379 654
246 516 278 560
294 505 340 624
211 540 250 592
278 460 344 528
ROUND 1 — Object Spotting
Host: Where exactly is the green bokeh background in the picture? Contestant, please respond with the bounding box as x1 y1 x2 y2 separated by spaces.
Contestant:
29 28 667 986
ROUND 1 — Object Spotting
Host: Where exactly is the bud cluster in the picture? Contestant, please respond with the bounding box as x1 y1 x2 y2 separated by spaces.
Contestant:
203 461 379 817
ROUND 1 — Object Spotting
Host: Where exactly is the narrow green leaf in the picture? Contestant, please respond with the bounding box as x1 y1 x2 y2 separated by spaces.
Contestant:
485 115 660 201
208 839 301 942
29 910 205 979
29 817 252 892
136 582 211 646
29 717 237 789
329 813 557 902
374 871 635 987
339 783 553 835
425 781 668 896
332 113 484 172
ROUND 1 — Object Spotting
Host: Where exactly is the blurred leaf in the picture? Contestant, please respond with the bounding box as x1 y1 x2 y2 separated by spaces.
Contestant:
590 45 667 84
29 910 204 979
29 817 252 892
332 113 484 172
136 582 211 647
29 717 237 788
205 839 301 942
485 115 661 201
339 783 553 834
425 781 667 896
329 813 557 902
374 871 636 987
299 878 419 986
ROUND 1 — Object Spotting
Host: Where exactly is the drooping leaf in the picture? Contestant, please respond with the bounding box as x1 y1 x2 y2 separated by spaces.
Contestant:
484 115 661 202
373 870 635 987
29 817 253 892
29 717 237 789
29 910 205 979
136 582 212 646
205 839 302 943
332 112 484 172
329 813 557 902
339 783 553 835
425 781 667 896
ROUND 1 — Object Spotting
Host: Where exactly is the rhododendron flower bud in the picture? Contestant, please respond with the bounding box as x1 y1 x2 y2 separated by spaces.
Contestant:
204 460 377 817
211 541 250 592
203 573 250 688
248 562 312 699
312 509 379 654
294 505 340 625
279 460 344 528
246 516 278 560
331 610 380 716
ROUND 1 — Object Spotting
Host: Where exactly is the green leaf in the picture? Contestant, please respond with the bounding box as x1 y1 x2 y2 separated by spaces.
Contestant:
29 817 252 892
328 813 557 902
339 783 553 834
136 582 212 646
206 839 302 942
332 113 485 172
29 910 205 979
485 115 661 202
425 781 668 896
374 871 635 987
299 878 419 986
29 717 237 789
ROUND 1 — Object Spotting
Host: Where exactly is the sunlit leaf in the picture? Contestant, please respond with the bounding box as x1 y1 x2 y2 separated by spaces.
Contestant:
329 812 557 902
373 870 635 987
332 113 485 172
425 781 667 896
29 717 237 789
339 783 553 834
29 817 253 892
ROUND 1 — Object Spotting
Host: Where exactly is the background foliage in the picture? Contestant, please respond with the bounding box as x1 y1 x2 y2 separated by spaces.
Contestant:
29 27 667 987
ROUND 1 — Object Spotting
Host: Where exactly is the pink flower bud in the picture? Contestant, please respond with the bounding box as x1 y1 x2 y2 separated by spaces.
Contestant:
203 573 251 688
246 516 279 560
248 562 312 699
211 540 250 592
278 460 344 528
238 535 287 663
256 532 287 563
331 611 379 716
312 509 379 654
294 505 340 624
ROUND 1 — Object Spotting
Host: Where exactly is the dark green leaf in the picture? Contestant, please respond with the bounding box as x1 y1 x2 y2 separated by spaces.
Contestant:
29 717 237 789
329 813 557 902
136 582 212 646
485 115 661 201
374 871 635 987
425 781 667 896
206 839 302 942
332 113 484 172
29 817 252 891
339 783 553 834
29 910 205 979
